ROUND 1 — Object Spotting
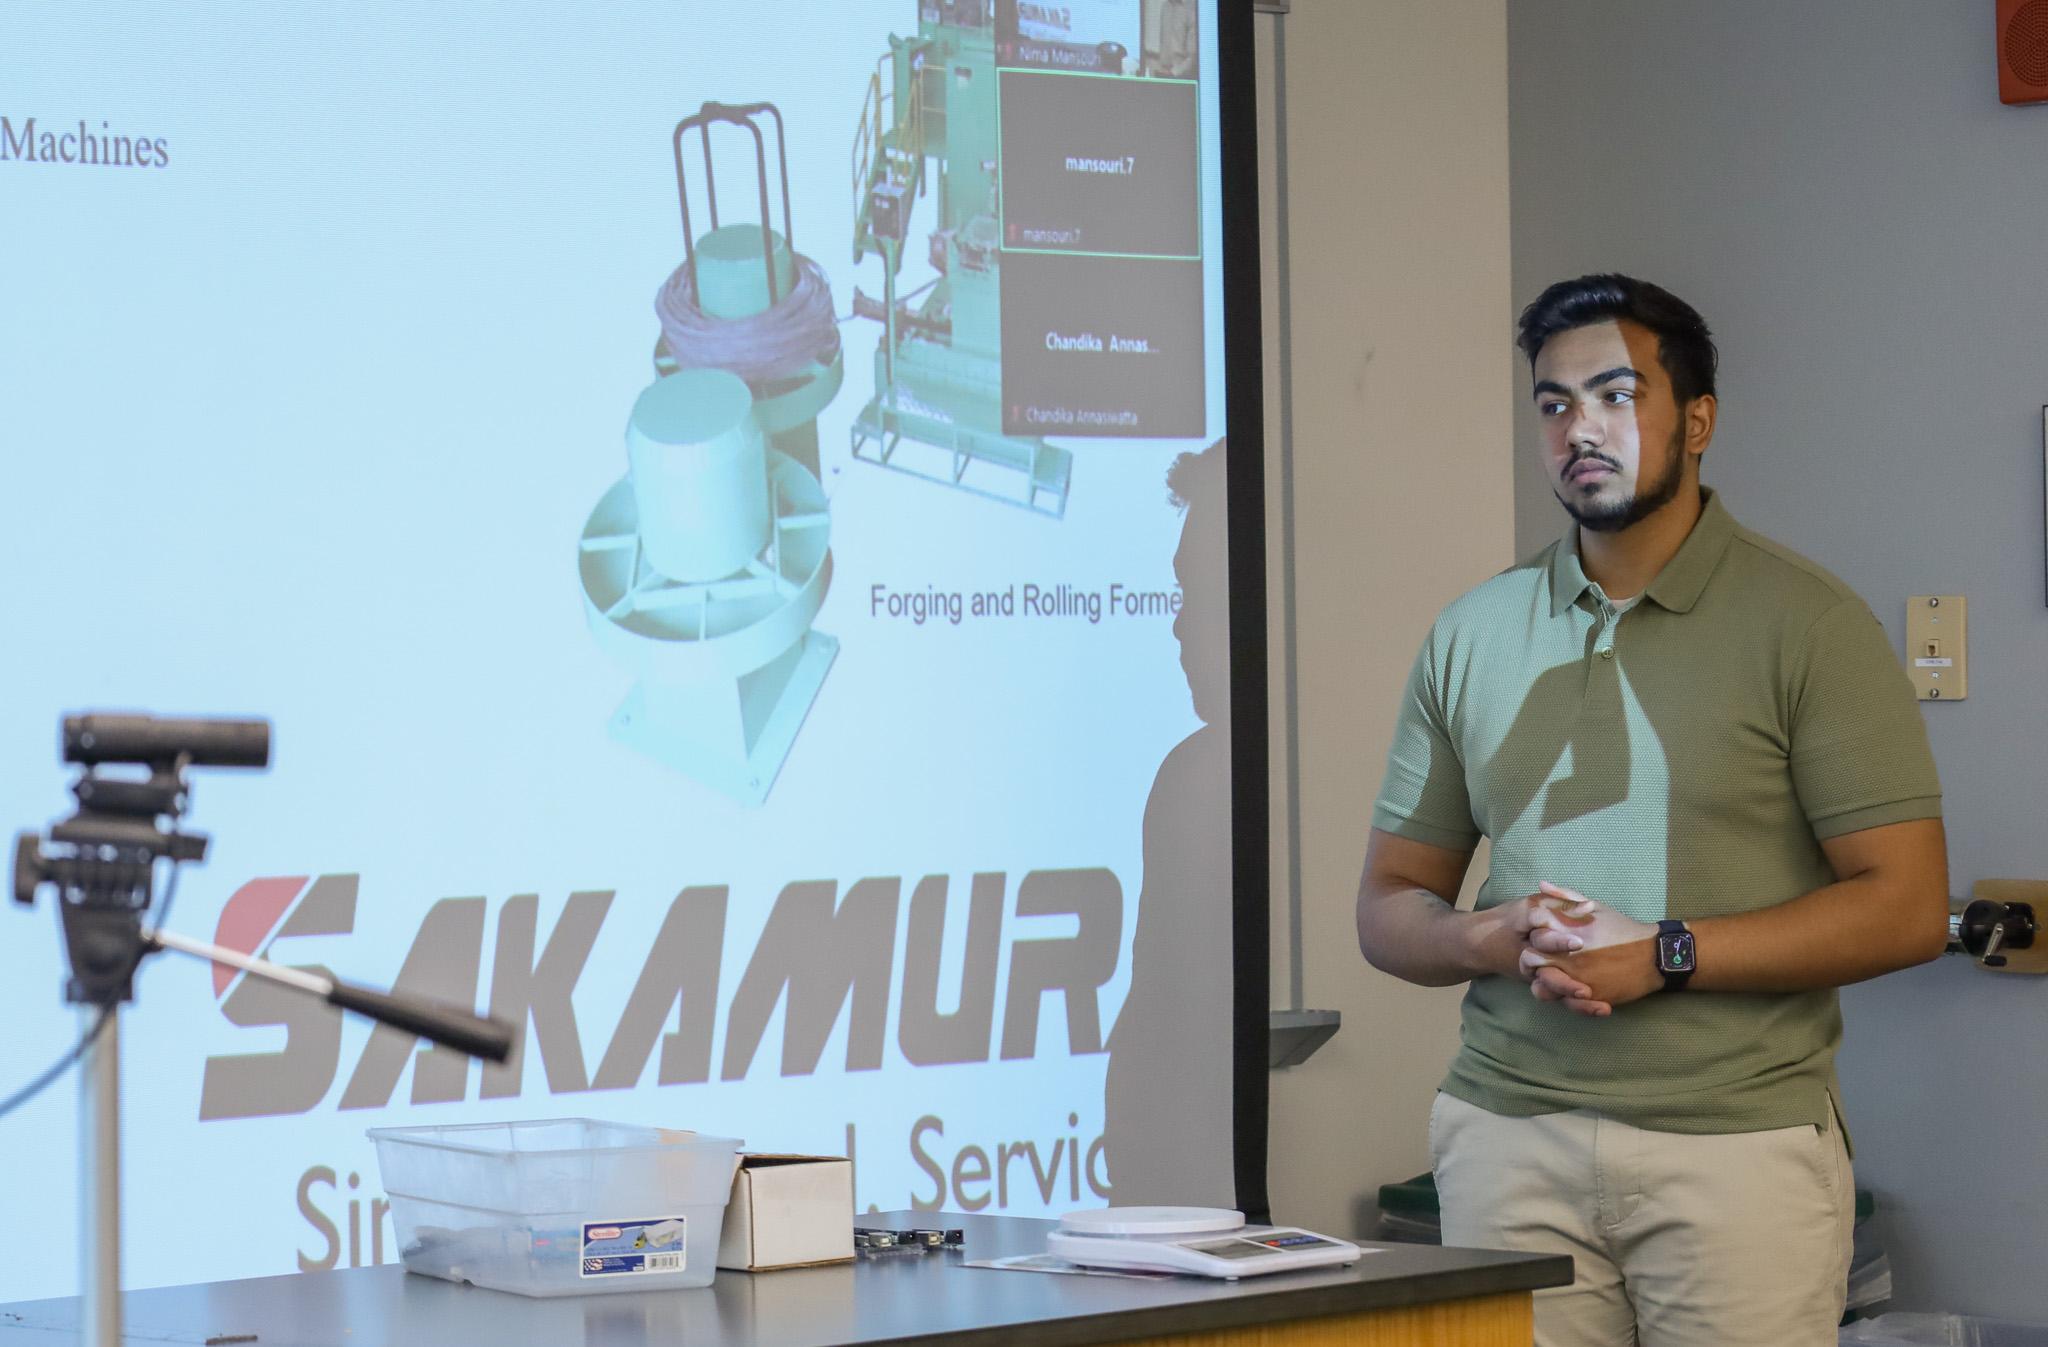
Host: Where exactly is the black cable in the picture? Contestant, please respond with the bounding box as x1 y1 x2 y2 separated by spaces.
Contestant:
149 767 190 939
146 846 182 945
0 1004 114 1122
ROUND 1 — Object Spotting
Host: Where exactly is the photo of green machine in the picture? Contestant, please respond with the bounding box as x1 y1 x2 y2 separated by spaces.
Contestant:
850 1 1075 517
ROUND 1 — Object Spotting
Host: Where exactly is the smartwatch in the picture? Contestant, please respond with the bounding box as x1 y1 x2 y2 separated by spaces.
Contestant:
1655 919 1696 991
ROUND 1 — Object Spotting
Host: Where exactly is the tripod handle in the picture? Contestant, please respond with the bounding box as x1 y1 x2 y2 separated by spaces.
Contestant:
327 981 514 1063
149 927 515 1064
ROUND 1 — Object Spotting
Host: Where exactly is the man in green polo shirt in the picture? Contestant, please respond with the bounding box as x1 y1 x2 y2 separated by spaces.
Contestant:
1357 273 1948 1347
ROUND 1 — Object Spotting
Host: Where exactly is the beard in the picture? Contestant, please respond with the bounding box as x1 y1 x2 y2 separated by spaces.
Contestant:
1555 427 1686 534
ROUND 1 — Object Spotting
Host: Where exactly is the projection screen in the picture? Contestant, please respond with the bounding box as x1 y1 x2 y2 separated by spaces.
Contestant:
0 0 1267 1299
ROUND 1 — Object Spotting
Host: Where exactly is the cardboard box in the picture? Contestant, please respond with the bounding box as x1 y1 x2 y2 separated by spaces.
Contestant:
715 1154 855 1271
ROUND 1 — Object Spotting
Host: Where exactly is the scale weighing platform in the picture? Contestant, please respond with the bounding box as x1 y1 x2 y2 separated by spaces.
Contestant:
1047 1207 1362 1280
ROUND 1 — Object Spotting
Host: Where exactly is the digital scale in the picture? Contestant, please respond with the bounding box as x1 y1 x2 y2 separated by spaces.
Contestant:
1047 1207 1362 1280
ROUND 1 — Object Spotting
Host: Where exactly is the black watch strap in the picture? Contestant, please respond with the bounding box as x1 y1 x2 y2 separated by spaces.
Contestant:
1655 919 1696 992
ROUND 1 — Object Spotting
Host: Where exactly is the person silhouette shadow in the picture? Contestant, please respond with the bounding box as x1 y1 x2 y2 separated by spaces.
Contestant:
1102 438 1235 1208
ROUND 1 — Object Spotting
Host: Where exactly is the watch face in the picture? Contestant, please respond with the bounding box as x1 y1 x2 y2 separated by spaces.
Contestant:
1658 931 1696 973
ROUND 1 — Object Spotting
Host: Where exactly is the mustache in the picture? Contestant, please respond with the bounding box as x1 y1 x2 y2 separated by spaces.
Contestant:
1564 452 1620 475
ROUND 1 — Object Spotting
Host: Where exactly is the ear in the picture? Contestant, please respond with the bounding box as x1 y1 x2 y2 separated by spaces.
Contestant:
1683 393 1718 459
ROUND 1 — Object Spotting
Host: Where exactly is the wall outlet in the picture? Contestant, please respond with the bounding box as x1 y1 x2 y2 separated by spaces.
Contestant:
1905 595 1966 700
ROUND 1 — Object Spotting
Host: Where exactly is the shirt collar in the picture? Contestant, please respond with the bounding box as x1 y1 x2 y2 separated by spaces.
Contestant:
1547 487 1738 619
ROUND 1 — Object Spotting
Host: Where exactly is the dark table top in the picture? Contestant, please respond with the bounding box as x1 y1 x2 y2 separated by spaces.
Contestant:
0 1212 1571 1347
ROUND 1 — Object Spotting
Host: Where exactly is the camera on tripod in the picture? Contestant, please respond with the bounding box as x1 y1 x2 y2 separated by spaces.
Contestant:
10 710 512 1347
13 714 270 1007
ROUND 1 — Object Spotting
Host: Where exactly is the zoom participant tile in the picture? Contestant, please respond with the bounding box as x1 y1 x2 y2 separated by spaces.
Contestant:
999 70 1198 260
1001 252 1203 439
994 0 1143 74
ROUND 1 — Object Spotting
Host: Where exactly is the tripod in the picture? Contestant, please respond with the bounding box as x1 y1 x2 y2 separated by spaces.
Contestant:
13 714 514 1347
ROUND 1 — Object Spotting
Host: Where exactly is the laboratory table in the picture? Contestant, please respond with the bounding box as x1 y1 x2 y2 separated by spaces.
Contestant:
0 1210 1571 1346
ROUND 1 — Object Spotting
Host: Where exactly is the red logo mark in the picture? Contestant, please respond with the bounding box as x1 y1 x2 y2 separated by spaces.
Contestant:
209 877 309 996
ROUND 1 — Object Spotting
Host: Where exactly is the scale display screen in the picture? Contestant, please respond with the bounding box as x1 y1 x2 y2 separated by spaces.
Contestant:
1190 1232 1343 1260
1187 1239 1284 1261
1048 1222 1363 1279
1251 1233 1341 1249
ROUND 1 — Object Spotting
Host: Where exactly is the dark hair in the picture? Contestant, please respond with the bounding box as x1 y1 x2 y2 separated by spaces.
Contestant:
1516 274 1719 405
1166 437 1226 513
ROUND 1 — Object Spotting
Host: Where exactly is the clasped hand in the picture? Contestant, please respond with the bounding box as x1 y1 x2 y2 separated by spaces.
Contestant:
1496 882 1663 1017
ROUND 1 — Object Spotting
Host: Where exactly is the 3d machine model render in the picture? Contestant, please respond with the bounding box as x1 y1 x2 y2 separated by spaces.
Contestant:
579 102 840 807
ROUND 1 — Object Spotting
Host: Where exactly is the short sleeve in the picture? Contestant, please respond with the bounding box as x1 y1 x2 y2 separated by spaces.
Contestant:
1788 600 1943 839
1371 628 1482 851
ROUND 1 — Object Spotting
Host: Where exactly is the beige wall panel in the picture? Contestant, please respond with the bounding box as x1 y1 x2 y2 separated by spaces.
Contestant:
1259 0 1514 1236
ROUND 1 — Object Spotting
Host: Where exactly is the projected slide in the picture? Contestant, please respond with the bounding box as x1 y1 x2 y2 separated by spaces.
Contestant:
0 0 1234 1301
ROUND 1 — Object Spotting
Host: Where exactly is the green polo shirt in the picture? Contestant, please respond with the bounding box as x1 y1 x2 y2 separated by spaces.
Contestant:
1373 487 1941 1136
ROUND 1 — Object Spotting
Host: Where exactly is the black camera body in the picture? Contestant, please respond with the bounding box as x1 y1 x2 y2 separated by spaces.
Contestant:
14 713 271 1004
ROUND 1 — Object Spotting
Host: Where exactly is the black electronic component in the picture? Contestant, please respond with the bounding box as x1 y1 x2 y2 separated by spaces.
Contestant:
63 714 270 769
854 1226 964 1251
869 181 911 243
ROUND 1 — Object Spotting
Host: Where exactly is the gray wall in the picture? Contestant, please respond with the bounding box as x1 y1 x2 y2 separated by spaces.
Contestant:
1510 0 2048 1319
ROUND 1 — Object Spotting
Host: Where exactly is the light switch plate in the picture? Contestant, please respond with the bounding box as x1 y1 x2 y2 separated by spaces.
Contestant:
1905 595 1966 700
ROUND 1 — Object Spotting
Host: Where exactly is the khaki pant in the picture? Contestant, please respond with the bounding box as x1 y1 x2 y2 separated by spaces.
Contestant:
1429 1091 1854 1347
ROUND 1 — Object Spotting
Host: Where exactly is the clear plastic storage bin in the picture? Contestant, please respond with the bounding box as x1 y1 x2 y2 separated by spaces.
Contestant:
367 1118 742 1297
